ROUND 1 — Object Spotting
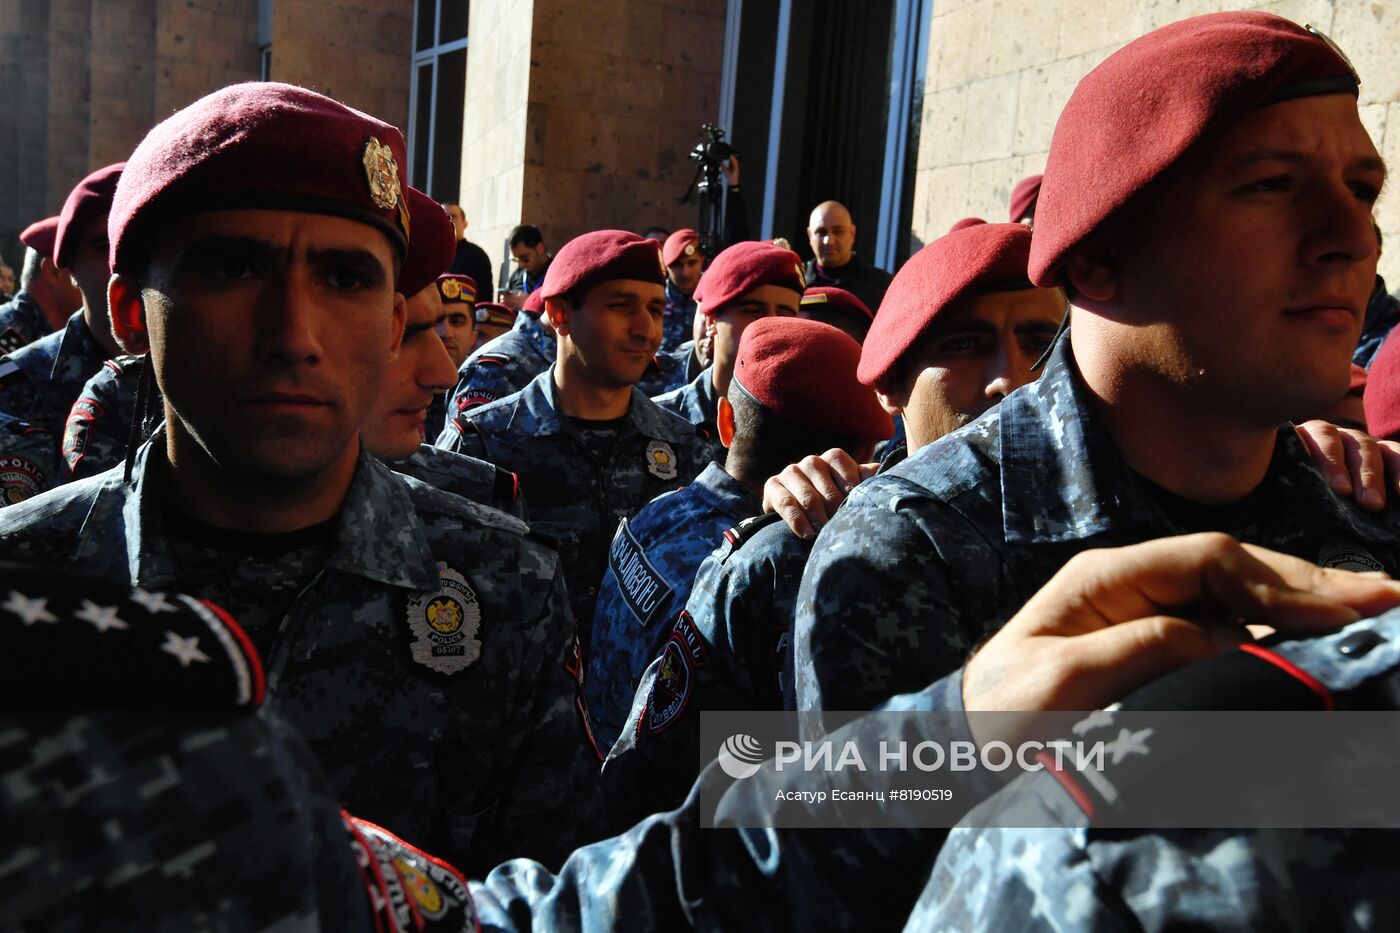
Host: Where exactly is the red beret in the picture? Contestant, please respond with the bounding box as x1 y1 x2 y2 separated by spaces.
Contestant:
859 223 1034 387
733 317 893 443
437 274 477 305
1007 175 1042 223
1365 340 1400 440
109 82 410 275
949 217 987 233
473 302 515 328
1030 13 1358 286
800 286 873 323
55 163 123 269
19 216 60 263
694 241 805 316
540 229 665 300
398 187 455 297
663 228 701 266
523 289 545 315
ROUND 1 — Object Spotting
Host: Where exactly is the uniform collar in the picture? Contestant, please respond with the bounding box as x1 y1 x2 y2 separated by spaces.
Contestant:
1000 337 1400 547
518 312 557 361
508 367 695 445
72 433 438 591
688 461 761 519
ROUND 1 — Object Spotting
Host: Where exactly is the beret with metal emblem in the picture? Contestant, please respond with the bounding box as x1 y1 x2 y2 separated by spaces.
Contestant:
472 302 515 328
55 163 124 269
1007 175 1042 223
693 241 805 316
800 286 874 324
539 229 666 300
19 216 60 263
398 186 456 298
1030 12 1360 287
437 274 478 306
108 81 411 275
859 223 1034 388
733 317 893 443
1365 340 1400 441
662 228 701 266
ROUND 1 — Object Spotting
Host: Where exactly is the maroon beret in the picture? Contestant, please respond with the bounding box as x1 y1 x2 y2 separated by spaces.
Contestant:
800 286 873 324
949 217 987 233
437 274 477 305
1365 340 1400 440
109 82 410 275
1030 13 1358 286
540 229 665 300
523 289 545 315
694 241 805 316
19 216 60 263
859 223 1034 387
473 302 515 328
55 163 123 269
663 228 701 266
733 317 893 443
398 187 455 297
1007 175 1042 223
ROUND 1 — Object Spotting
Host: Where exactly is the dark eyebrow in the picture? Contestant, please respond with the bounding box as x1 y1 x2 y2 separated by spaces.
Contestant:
308 246 388 288
1232 149 1389 180
1015 319 1063 335
930 320 998 339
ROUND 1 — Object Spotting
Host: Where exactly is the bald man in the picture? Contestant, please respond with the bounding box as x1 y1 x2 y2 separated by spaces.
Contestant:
804 200 893 314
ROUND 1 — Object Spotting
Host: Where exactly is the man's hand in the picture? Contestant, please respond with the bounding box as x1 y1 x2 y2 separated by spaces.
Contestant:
722 154 740 188
1295 419 1400 511
762 448 878 539
964 533 1400 720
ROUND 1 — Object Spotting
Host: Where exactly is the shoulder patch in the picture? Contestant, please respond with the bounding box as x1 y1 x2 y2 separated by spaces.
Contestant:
456 390 500 412
646 611 711 735
476 354 510 367
607 518 674 629
720 512 783 555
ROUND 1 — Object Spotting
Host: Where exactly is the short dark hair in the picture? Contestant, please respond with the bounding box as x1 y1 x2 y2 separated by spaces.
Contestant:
724 382 861 482
509 224 544 249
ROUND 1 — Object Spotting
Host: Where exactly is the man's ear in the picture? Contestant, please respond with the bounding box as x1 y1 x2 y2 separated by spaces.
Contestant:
545 297 570 336
389 292 408 355
716 395 735 448
1062 240 1118 304
108 274 150 355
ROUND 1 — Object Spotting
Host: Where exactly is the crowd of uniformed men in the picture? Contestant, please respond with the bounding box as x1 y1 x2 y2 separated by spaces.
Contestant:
7 10 1400 931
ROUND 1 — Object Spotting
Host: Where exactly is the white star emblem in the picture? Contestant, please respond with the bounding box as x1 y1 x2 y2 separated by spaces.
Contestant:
161 631 210 668
74 600 129 633
1072 709 1116 736
1106 727 1154 765
3 590 58 626
131 589 178 614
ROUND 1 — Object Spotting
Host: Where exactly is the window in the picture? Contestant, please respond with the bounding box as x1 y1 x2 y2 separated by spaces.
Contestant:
409 1 469 202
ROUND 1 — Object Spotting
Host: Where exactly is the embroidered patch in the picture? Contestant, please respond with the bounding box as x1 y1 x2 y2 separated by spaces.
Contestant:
63 396 103 464
645 439 678 480
608 519 673 628
1318 539 1384 573
457 390 499 412
350 816 478 932
646 611 709 735
0 454 43 505
406 563 482 675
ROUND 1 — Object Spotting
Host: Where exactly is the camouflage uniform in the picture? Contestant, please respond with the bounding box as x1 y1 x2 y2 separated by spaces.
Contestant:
63 353 156 480
634 347 689 398
662 280 697 352
0 412 57 507
0 310 107 442
794 335 1400 738
436 368 708 645
388 442 523 519
444 311 555 419
0 290 54 354
652 365 726 467
0 436 597 875
586 461 761 751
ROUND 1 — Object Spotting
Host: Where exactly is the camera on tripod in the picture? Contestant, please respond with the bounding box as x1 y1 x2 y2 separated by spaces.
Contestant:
679 124 735 258
689 123 733 168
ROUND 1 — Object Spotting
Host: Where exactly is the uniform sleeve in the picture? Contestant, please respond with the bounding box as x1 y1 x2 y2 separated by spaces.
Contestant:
445 361 514 420
434 413 489 459
64 372 133 480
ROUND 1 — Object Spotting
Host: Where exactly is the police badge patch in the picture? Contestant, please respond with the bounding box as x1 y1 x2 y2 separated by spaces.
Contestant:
406 563 482 675
646 611 709 734
1317 538 1384 573
0 455 44 505
646 439 678 480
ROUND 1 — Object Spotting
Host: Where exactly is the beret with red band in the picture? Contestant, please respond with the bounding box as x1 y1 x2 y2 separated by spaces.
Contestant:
19 216 60 263
437 274 478 306
694 241 805 316
859 223 1034 387
55 163 123 269
733 316 893 443
663 228 701 266
109 81 411 276
540 229 665 300
800 286 873 324
1008 175 1042 223
1030 12 1359 286
472 302 515 328
398 186 455 298
1365 339 1400 441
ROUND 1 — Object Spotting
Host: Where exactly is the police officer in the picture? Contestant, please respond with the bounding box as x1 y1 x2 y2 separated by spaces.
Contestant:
797 285 873 344
0 81 592 873
660 228 702 352
443 286 555 417
437 273 480 370
794 11 1400 738
436 229 708 654
0 216 81 353
0 163 123 445
598 317 892 816
470 301 516 352
653 240 805 468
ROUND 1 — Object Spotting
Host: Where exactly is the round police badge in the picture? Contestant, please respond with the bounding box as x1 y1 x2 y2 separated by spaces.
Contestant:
406 563 482 675
0 455 43 505
362 136 402 210
646 439 678 481
440 278 462 300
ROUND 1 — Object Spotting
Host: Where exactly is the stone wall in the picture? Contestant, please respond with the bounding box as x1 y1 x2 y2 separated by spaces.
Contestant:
911 0 1400 283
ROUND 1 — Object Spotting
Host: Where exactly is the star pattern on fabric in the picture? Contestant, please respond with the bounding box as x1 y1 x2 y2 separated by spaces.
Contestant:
3 590 58 626
74 600 130 633
131 588 179 614
161 630 210 668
